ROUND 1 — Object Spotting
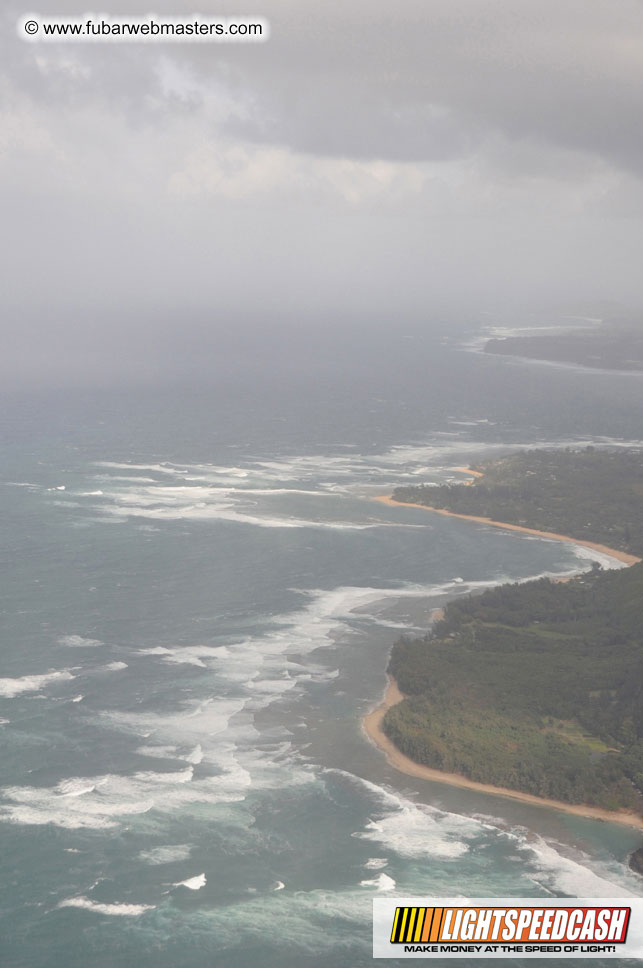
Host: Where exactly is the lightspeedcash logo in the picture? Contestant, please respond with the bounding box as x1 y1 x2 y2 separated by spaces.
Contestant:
373 898 643 959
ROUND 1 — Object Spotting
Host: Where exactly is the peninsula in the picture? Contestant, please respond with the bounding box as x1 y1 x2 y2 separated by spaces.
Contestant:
365 449 643 825
484 318 643 372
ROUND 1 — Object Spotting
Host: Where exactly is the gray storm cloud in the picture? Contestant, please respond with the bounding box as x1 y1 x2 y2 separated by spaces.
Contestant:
2 0 643 386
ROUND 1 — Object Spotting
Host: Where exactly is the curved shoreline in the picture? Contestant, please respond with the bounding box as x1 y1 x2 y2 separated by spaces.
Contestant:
374 494 642 566
364 493 643 828
363 677 643 830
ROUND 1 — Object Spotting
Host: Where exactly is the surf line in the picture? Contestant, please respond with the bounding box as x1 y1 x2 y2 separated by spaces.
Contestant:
362 495 643 828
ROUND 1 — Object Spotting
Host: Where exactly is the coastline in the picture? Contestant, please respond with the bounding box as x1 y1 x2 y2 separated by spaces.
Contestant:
363 493 643 828
374 494 642 566
363 677 643 830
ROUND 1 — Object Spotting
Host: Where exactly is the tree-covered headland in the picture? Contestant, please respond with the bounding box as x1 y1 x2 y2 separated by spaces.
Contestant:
384 449 643 813
393 448 643 557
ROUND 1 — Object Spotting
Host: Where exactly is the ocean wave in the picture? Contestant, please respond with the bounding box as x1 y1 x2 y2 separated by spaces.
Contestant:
523 835 639 897
364 857 388 870
99 501 385 531
0 759 247 831
148 885 372 954
356 803 472 860
138 644 231 668
138 844 193 865
73 442 642 541
360 872 396 891
0 670 76 698
57 896 154 916
57 635 104 648
330 770 481 860
173 873 206 891
568 543 628 571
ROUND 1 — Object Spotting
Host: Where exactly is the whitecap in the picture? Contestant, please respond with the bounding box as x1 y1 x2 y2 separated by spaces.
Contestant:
0 760 245 831
173 873 206 891
524 835 638 897
360 873 396 891
133 768 193 784
57 897 154 916
364 858 388 870
135 745 180 761
139 844 192 865
340 771 478 860
0 670 76 698
57 779 97 798
138 644 230 667
58 635 104 648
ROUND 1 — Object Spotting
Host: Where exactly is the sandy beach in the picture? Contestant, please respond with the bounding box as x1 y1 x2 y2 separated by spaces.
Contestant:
451 465 485 478
363 677 643 829
363 493 643 828
374 494 642 566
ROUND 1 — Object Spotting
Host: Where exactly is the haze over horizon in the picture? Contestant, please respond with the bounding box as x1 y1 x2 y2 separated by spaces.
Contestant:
3 0 643 387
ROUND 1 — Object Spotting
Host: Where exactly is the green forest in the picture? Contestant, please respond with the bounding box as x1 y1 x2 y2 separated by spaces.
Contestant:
393 448 643 556
385 450 643 812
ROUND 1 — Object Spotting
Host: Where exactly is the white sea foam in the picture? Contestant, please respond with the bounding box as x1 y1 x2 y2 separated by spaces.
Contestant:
360 872 396 891
138 844 193 865
136 744 180 760
364 858 388 870
80 442 642 539
97 462 185 475
58 635 104 648
152 886 372 953
138 644 230 667
339 771 479 860
568 543 628 571
357 803 471 860
100 500 382 531
71 695 84 703
0 670 76 698
270 880 285 891
524 835 638 897
101 695 247 742
173 873 206 890
57 897 154 916
57 779 98 797
0 757 247 831
104 662 128 671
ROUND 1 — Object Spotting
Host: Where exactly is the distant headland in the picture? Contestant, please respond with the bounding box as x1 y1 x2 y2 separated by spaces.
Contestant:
484 317 643 372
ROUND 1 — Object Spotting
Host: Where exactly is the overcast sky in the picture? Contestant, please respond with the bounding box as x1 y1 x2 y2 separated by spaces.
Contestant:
3 0 643 385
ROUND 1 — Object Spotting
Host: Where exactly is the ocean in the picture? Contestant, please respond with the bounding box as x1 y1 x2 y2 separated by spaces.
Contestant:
1 316 642 968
